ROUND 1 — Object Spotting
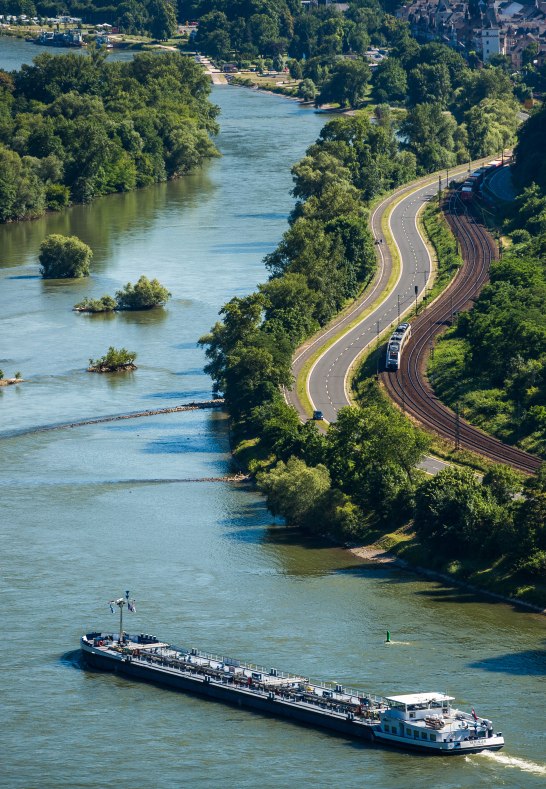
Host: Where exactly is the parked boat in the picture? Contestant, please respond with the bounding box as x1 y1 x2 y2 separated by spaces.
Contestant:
81 594 505 755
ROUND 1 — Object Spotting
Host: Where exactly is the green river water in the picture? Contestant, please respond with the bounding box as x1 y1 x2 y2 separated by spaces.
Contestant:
0 37 545 789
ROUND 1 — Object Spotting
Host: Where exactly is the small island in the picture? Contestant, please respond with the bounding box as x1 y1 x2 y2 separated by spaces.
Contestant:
40 234 93 279
0 370 23 387
88 347 137 373
74 276 171 313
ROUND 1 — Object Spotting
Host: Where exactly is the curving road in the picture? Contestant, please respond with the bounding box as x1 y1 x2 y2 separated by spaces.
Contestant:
287 165 476 424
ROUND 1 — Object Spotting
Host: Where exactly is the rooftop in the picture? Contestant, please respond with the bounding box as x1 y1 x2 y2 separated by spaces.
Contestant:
386 692 455 705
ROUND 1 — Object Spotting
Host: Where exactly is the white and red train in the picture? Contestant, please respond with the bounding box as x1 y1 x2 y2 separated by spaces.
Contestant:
460 159 504 203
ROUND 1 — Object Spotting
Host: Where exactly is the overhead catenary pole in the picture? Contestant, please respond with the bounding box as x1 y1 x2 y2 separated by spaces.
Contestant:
376 320 380 378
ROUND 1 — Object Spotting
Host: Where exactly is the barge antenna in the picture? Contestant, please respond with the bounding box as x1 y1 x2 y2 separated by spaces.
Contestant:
109 590 135 645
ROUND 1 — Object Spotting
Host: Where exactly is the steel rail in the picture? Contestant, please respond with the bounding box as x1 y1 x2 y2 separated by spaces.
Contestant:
381 190 541 474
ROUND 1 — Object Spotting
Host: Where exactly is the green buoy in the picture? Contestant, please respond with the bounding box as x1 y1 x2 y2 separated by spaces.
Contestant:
386 630 391 643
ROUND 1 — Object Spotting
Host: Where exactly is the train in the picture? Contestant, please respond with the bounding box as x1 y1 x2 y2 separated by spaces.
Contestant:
385 322 411 371
460 159 504 203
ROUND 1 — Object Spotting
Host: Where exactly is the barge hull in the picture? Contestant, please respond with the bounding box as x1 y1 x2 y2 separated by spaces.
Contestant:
82 648 377 742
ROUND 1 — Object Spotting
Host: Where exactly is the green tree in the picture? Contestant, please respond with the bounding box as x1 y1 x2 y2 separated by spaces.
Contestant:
115 276 171 310
482 464 522 505
401 103 458 173
372 57 407 103
414 466 507 557
298 78 317 102
73 295 117 313
327 399 429 518
88 346 137 372
318 58 371 108
407 62 452 107
257 455 331 526
148 0 177 40
288 59 303 80
465 98 518 159
39 234 92 279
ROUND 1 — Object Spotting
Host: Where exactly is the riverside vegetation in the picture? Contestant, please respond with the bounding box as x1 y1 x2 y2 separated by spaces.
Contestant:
88 346 137 372
200 107 545 605
188 0 521 168
74 276 171 312
39 233 93 278
0 50 218 222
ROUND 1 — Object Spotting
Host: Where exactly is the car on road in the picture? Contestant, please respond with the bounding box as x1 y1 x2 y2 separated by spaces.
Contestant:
312 410 324 420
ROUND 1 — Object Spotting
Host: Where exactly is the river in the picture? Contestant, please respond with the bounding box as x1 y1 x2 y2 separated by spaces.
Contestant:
1 38 545 789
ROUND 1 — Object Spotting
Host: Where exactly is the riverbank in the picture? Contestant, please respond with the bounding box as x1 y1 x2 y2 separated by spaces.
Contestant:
349 535 546 614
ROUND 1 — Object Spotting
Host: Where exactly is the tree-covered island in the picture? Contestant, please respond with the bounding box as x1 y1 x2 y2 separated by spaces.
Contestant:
0 50 219 222
74 276 171 312
88 346 137 372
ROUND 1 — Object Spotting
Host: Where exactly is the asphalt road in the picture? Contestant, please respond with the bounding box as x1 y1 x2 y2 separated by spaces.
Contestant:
286 176 438 422
286 165 488 475
309 180 437 421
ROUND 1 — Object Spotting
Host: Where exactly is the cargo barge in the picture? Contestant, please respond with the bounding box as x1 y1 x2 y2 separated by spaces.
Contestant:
81 594 504 755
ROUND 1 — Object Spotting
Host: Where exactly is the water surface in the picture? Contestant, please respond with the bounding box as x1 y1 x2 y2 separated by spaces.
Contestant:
1 38 545 789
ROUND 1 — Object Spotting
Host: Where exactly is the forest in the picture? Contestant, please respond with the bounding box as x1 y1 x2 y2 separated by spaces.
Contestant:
0 50 218 221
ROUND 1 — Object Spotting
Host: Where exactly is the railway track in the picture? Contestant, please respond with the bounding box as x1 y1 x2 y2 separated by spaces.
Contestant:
381 190 542 475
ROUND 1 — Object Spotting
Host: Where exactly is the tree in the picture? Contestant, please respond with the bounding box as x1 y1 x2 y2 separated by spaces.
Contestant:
372 57 407 103
88 347 137 372
148 0 177 40
298 78 317 102
115 276 171 310
73 295 117 313
288 59 303 80
400 103 458 173
39 234 92 278
414 466 506 557
408 62 452 107
465 98 518 159
257 456 331 526
482 464 522 505
318 58 371 108
326 399 429 518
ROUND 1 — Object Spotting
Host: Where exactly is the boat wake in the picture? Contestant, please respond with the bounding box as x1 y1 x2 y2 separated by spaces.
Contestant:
467 750 546 775
60 649 85 669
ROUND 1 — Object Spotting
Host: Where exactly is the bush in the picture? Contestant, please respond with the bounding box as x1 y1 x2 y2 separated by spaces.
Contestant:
88 347 137 372
39 234 92 279
45 184 70 211
115 276 171 310
74 295 117 313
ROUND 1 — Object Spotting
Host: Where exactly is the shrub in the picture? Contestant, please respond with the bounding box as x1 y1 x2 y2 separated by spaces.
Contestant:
115 276 171 310
45 184 70 211
88 347 137 372
74 295 117 313
39 234 92 279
